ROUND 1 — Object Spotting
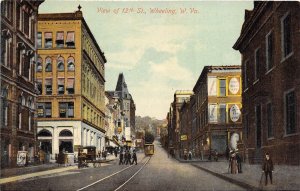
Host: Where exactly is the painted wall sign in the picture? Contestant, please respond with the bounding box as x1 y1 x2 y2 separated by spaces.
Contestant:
208 77 217 96
209 104 218 122
228 77 240 95
229 104 241 122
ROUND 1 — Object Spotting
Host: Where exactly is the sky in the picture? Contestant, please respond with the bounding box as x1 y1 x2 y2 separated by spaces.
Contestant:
39 1 253 120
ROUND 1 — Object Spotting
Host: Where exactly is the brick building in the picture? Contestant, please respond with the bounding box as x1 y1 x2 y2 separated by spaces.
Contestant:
179 100 191 158
170 90 193 158
1 0 44 168
233 2 300 165
192 66 242 158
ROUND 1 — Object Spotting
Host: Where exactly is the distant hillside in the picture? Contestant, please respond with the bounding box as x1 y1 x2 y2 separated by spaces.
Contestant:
135 116 166 137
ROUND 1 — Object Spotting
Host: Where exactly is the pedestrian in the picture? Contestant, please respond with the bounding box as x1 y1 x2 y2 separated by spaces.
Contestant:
229 150 238 174
225 147 230 160
262 152 274 185
119 148 124 165
114 148 118 158
188 150 192 160
131 149 137 165
102 149 107 160
39 150 45 164
236 152 242 173
126 150 131 165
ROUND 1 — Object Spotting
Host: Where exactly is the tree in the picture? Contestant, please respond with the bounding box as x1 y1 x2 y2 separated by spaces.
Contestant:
144 131 155 143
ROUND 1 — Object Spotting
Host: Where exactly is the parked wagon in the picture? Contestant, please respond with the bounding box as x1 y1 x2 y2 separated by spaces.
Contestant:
78 146 103 168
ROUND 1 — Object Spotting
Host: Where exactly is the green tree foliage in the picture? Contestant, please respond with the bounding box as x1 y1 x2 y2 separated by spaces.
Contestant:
144 131 155 143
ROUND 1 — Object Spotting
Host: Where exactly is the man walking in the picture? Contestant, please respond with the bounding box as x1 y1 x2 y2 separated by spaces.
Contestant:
262 152 274 185
125 150 131 165
131 149 137 165
119 148 124 165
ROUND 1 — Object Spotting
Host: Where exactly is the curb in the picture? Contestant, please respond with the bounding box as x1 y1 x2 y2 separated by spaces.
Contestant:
0 166 77 185
191 164 261 191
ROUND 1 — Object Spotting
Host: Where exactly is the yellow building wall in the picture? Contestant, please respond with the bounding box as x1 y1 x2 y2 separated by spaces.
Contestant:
81 26 106 131
36 20 82 120
36 19 106 132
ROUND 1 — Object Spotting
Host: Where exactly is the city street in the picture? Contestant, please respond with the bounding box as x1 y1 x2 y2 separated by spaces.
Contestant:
1 142 243 191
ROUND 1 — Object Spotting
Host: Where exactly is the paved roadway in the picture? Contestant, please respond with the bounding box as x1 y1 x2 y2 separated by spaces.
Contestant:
1 142 244 191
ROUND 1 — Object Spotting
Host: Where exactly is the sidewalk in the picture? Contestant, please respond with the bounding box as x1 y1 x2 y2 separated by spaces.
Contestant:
191 161 300 190
0 156 117 185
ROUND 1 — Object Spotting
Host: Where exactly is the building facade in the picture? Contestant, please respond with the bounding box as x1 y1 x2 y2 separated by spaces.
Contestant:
1 0 44 168
170 90 193 158
35 7 107 161
233 2 300 165
111 73 136 146
192 66 242 158
105 91 123 148
179 100 191 158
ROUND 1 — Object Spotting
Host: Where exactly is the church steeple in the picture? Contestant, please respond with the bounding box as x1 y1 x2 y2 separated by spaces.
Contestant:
115 73 130 99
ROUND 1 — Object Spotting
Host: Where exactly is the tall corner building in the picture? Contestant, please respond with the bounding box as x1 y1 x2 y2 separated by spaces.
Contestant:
35 7 107 161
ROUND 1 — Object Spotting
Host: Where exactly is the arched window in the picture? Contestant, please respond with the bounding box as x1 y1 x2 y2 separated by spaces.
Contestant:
67 56 75 71
57 56 64 71
45 57 52 72
36 57 42 72
59 129 73 137
38 129 52 137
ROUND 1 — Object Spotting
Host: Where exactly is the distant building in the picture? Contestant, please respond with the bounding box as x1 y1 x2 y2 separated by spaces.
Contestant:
35 6 107 161
105 91 122 148
179 100 191 158
192 66 242 158
170 90 193 158
108 73 136 147
1 0 44 168
233 2 300 165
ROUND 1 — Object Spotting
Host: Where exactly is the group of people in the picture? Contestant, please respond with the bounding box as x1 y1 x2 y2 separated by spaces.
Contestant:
119 148 137 165
228 133 274 186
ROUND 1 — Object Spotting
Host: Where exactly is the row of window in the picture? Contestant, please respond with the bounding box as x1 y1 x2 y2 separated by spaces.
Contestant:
1 99 33 132
37 31 75 49
82 70 104 108
36 56 75 72
37 102 74 118
83 104 104 128
1 36 35 82
244 12 293 88
37 78 75 95
2 1 36 41
208 104 242 124
244 90 296 144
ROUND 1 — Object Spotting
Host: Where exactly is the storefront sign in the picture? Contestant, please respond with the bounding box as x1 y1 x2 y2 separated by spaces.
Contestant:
17 151 27 166
228 77 240 95
229 104 241 122
181 135 187 141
